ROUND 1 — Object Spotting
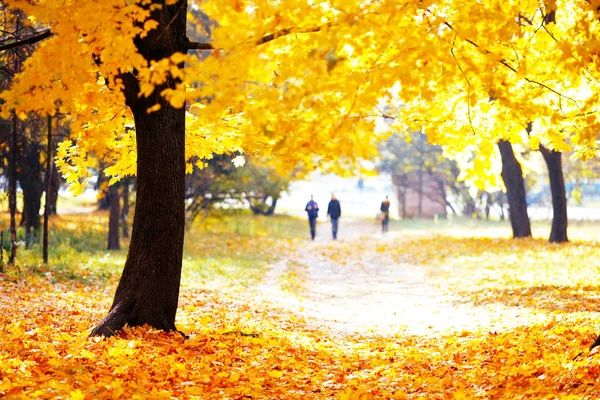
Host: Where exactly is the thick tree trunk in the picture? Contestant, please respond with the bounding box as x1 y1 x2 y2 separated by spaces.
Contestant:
21 186 43 248
498 140 532 238
539 145 568 243
9 112 17 265
121 178 130 239
19 141 44 249
91 0 187 337
107 183 121 250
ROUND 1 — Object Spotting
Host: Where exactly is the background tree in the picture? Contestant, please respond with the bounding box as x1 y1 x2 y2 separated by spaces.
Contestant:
185 156 290 218
378 132 463 218
497 140 532 238
539 145 568 243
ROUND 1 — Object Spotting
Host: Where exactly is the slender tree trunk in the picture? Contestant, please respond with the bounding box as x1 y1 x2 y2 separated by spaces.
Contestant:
47 158 60 215
107 183 121 250
121 178 130 239
91 0 187 336
96 168 110 210
0 231 4 274
265 197 278 216
43 115 51 263
539 145 568 243
9 112 17 265
417 163 423 218
463 198 476 217
484 192 492 220
498 140 532 238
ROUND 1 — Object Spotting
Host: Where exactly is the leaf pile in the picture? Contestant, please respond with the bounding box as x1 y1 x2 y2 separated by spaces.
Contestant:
3 219 600 398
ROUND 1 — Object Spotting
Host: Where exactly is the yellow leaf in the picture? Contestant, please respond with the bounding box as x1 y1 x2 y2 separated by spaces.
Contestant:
147 103 161 113
69 389 85 400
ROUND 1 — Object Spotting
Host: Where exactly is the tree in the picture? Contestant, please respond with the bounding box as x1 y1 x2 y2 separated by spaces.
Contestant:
42 115 51 263
88 2 189 336
18 120 44 248
185 156 290 217
121 177 132 239
498 140 532 238
107 182 121 250
539 145 568 243
378 132 456 219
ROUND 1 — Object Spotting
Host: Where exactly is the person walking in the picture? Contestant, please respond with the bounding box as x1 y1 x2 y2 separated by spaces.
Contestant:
305 195 319 240
327 193 341 240
380 195 390 233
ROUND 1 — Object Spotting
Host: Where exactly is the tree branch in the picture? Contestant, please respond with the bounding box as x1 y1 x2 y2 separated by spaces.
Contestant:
0 28 52 52
186 24 330 50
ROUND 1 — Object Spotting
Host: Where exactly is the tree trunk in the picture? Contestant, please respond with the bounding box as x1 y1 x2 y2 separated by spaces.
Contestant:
9 112 17 265
107 182 120 250
498 140 532 238
121 178 130 239
484 192 492 220
265 197 278 216
463 198 476 217
417 163 423 218
19 141 44 249
47 158 60 216
539 145 568 243
43 115 52 264
96 168 110 210
249 196 278 216
91 0 187 337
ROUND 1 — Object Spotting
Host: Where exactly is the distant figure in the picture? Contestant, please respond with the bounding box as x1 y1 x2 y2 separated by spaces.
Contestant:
380 195 390 233
305 195 319 240
327 193 341 240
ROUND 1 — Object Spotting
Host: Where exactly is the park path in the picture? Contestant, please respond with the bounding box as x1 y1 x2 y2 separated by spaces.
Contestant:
255 217 537 337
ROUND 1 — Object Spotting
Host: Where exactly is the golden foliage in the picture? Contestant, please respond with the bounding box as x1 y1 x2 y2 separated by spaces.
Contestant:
12 1 600 186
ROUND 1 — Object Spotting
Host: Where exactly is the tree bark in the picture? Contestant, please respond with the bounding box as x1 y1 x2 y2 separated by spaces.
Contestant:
249 196 278 216
47 158 60 215
107 182 120 250
539 145 568 243
19 141 44 248
96 167 110 210
498 140 532 238
417 162 423 218
9 112 17 265
43 115 52 263
91 0 187 337
121 178 130 239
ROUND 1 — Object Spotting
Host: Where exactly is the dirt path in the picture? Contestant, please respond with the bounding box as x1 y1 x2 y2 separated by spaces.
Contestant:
255 218 540 336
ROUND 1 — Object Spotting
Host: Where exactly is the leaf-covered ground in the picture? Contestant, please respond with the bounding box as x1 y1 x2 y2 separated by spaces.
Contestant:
2 214 600 398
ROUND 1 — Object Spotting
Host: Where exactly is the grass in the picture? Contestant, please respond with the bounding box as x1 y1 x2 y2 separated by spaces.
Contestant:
0 209 308 288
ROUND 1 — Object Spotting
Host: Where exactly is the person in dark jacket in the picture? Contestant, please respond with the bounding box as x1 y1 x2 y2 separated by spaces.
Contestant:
380 195 390 233
305 195 319 240
327 194 341 239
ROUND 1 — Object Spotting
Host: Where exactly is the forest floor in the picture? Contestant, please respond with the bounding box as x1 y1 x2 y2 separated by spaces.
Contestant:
2 212 600 398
